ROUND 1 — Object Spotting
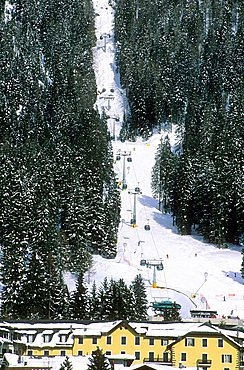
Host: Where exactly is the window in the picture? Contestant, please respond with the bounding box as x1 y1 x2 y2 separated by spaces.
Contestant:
92 337 98 345
218 338 224 347
135 352 140 360
163 352 169 362
222 355 232 363
161 339 168 346
43 334 51 343
26 334 34 343
185 338 195 346
202 338 208 347
121 351 126 354
202 353 208 362
148 352 154 361
135 336 140 345
0 332 9 339
149 338 154 345
106 336 112 345
78 337 83 344
27 350 33 356
121 336 126 345
59 335 67 343
224 368 230 370
60 351 66 356
181 353 187 361
78 351 83 356
106 351 111 355
43 350 49 357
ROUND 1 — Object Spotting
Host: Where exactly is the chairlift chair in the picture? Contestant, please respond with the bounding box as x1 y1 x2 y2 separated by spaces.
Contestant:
156 263 164 271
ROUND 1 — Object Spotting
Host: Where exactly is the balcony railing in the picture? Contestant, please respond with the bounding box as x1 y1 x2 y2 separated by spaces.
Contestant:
196 359 212 367
144 358 172 365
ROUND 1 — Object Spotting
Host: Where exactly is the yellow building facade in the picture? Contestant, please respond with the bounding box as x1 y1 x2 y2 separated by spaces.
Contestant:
168 331 241 369
1 320 243 369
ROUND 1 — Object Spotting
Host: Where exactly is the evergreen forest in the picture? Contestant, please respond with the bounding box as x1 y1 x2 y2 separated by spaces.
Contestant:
0 0 120 319
114 0 243 245
0 0 243 320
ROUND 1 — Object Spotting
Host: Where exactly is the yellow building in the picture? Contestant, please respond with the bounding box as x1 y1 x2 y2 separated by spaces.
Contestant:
1 320 243 370
167 324 242 369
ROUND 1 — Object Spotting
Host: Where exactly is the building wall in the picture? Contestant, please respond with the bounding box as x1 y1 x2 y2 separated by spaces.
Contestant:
172 334 239 370
20 323 242 369
26 347 73 357
26 326 173 365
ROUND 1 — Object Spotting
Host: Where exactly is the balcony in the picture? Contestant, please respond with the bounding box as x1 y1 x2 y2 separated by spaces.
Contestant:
144 358 172 366
196 359 212 367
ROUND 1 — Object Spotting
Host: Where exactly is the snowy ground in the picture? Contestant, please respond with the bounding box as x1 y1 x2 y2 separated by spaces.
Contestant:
77 0 244 321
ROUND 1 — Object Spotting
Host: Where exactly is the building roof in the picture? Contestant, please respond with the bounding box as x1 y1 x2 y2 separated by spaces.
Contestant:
3 354 89 370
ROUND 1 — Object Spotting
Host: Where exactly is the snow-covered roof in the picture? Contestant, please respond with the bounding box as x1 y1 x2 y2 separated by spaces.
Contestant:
129 321 212 337
21 330 37 335
42 330 54 335
127 364 188 370
217 327 244 340
58 329 71 335
3 354 89 370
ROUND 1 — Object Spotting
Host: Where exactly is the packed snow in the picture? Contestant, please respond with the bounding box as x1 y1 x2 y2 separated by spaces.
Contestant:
77 0 244 322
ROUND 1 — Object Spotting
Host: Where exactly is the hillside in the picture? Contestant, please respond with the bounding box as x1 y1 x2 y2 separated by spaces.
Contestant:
88 0 244 320
0 0 243 321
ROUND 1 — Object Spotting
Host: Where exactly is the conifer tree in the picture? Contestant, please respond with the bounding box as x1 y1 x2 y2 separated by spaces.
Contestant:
113 278 134 320
241 249 244 279
59 356 73 370
162 302 181 322
88 348 111 370
98 278 114 320
151 135 175 213
88 282 100 320
130 274 148 320
70 272 88 320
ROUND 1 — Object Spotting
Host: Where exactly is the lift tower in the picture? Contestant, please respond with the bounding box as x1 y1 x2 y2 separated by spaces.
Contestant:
128 186 142 227
140 259 164 288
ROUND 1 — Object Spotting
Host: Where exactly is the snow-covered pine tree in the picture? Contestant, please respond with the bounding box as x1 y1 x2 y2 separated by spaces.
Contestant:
98 278 114 320
241 249 244 279
113 278 134 320
46 251 70 320
151 135 175 213
70 272 88 320
59 356 73 370
87 347 111 370
0 155 32 319
171 153 195 235
20 252 52 319
88 282 100 320
162 302 181 322
130 274 148 320
103 184 121 258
